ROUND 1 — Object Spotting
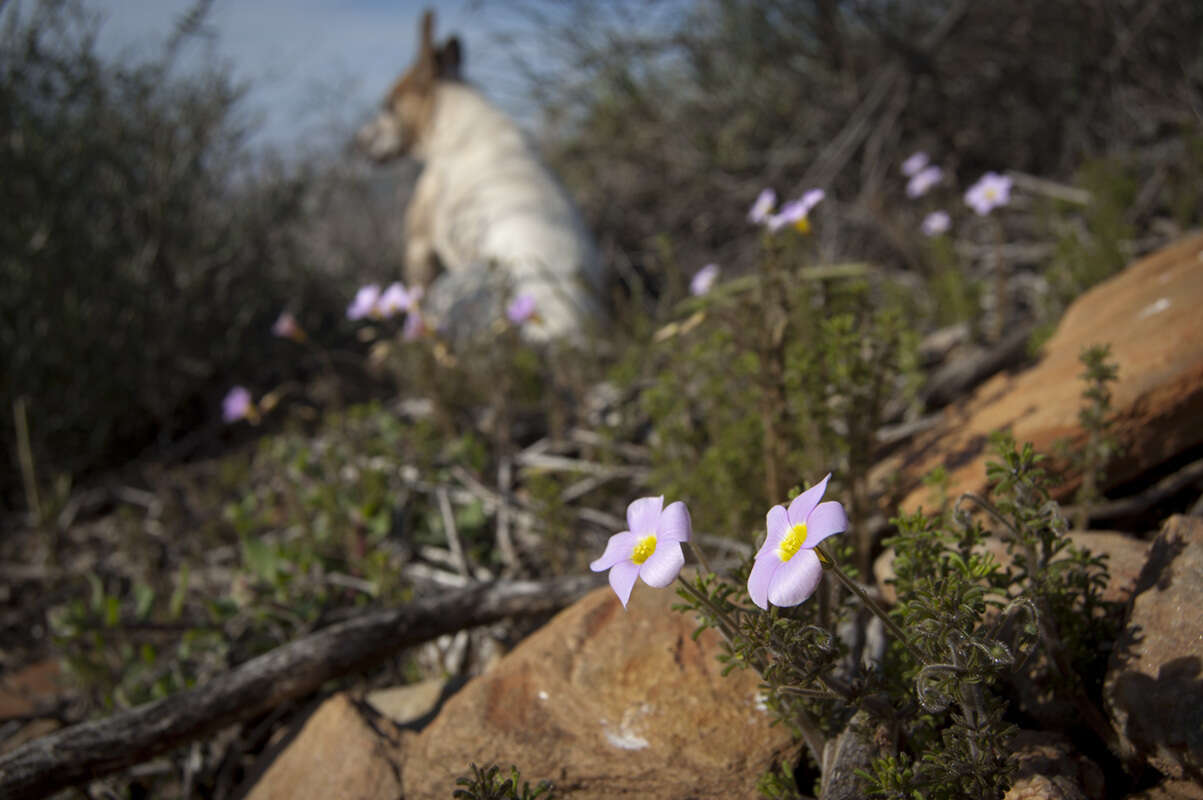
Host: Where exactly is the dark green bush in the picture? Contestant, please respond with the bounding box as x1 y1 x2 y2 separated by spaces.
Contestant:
0 1 345 500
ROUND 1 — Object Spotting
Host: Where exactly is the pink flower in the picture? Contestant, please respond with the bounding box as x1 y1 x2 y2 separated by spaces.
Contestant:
748 188 777 224
590 496 691 608
747 474 847 609
690 263 720 296
766 189 825 232
222 386 255 424
506 293 538 325
921 210 951 237
965 172 1013 216
377 282 411 318
901 151 929 177
347 284 382 320
271 311 304 341
906 165 943 198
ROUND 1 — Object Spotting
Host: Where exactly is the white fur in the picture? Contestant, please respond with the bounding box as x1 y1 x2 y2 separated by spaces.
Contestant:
396 83 605 341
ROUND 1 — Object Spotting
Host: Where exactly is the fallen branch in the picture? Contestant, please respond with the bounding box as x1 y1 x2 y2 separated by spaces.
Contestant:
0 574 601 799
921 321 1035 410
1065 456 1203 523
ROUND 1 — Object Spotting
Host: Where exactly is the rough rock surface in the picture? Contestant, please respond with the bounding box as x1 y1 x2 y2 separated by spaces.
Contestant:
243 694 403 800
874 530 1149 606
366 677 450 729
1125 778 1203 799
1003 730 1104 800
0 660 66 754
399 582 794 799
889 232 1203 514
1106 515 1203 782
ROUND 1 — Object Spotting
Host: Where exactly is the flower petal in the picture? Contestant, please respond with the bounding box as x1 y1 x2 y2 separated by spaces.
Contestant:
804 501 848 549
639 540 685 588
608 560 641 608
626 496 664 537
787 473 831 526
768 549 824 608
747 551 779 610
658 501 692 543
761 504 791 555
590 531 639 572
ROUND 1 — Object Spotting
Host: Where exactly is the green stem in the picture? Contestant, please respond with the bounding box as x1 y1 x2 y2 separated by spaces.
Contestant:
675 576 740 645
814 544 926 665
688 539 714 577
776 685 844 701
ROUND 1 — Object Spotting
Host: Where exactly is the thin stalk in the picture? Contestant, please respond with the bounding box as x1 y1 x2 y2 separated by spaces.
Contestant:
13 397 42 524
675 577 740 645
814 544 925 665
991 215 1007 342
776 685 844 701
688 540 714 577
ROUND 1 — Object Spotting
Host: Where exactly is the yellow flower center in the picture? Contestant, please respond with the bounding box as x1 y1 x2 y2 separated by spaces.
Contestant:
631 534 657 565
793 217 812 235
777 523 808 562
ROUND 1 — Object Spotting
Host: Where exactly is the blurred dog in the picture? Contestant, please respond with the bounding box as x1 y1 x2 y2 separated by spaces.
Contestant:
356 10 606 341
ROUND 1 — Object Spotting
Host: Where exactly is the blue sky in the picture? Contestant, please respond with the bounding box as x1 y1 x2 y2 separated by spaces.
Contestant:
84 0 545 152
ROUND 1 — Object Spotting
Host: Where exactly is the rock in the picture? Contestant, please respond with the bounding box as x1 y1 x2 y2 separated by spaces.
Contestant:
399 582 795 799
819 708 897 800
0 660 63 719
1106 516 1203 782
1003 730 1104 800
1125 778 1203 799
366 677 452 729
0 660 67 754
890 233 1203 514
874 530 1149 606
243 694 403 800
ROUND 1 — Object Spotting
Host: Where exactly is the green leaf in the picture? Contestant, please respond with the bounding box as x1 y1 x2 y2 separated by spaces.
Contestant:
133 583 155 621
169 564 189 620
242 536 278 582
103 594 120 627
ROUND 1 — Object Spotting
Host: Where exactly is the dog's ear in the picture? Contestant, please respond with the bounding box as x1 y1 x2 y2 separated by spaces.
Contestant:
437 36 462 80
408 9 439 87
419 9 435 53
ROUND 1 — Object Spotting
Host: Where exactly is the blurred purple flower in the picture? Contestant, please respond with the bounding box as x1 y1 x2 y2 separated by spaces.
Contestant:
906 165 943 198
377 282 410 318
690 263 720 296
766 189 825 233
347 284 382 320
748 188 777 224
222 386 254 424
901 151 929 177
506 293 538 325
747 474 847 609
590 496 691 608
271 311 304 342
965 172 1013 215
922 210 952 237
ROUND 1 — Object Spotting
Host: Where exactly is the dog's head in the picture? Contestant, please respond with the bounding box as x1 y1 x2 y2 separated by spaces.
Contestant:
356 10 462 162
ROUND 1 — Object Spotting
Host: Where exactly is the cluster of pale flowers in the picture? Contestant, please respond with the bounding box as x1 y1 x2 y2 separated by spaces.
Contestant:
687 186 827 299
590 474 847 609
748 187 826 233
221 283 542 426
901 151 1014 237
346 282 428 340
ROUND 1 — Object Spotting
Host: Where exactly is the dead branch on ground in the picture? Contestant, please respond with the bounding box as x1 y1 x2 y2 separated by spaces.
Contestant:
0 574 601 800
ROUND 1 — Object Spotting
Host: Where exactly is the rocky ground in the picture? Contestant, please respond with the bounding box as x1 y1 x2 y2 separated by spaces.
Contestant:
238 233 1203 799
3 234 1203 798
